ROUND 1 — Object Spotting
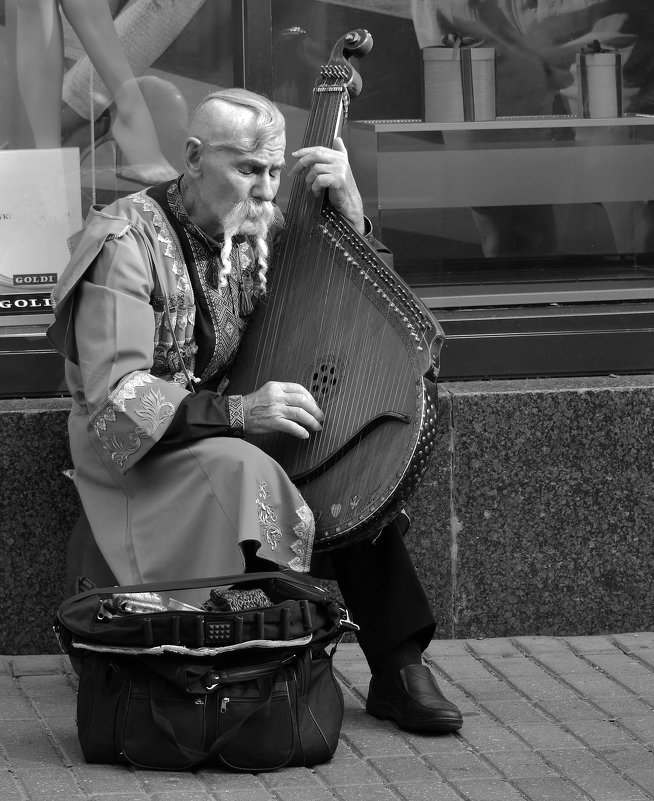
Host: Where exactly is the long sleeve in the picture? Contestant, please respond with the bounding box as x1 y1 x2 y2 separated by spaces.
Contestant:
69 219 190 473
160 390 245 444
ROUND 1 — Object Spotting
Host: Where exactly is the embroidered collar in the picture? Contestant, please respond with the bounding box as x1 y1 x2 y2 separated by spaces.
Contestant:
167 177 248 254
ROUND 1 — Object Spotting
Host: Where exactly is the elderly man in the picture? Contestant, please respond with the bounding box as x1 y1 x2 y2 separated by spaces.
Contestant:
49 88 462 734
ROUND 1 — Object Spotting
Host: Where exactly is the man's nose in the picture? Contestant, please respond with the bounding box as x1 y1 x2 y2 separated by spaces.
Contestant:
252 173 277 202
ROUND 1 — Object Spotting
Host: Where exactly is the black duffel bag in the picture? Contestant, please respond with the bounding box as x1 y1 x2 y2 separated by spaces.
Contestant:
54 571 356 771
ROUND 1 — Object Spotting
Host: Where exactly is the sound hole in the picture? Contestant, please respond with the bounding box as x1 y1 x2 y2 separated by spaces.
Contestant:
305 354 345 405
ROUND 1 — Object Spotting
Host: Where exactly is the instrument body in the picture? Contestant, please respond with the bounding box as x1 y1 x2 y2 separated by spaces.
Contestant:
227 30 444 549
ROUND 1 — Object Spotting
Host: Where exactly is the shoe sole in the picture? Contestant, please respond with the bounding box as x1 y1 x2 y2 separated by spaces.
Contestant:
366 698 463 734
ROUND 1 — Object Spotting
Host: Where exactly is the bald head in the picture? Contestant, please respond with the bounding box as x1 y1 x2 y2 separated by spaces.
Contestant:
189 88 286 155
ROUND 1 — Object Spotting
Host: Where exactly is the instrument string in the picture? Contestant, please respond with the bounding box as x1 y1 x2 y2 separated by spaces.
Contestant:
278 81 343 475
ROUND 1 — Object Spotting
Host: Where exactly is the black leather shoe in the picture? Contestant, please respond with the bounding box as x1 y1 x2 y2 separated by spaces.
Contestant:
366 664 463 733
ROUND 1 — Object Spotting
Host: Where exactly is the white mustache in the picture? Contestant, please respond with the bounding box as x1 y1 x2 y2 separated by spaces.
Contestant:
223 199 279 236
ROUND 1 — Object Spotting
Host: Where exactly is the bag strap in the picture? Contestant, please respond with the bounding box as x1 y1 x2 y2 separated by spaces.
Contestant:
148 673 275 766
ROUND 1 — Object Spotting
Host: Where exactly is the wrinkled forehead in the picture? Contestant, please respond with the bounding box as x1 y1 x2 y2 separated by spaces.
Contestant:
251 133 286 164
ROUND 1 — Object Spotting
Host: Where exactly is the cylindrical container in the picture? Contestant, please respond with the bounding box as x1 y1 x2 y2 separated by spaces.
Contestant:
423 46 495 122
576 51 622 118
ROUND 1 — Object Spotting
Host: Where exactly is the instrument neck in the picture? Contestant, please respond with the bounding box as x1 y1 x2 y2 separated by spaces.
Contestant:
285 86 348 228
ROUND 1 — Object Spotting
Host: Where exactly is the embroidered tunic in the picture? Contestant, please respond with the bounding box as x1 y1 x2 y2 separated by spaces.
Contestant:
49 180 314 596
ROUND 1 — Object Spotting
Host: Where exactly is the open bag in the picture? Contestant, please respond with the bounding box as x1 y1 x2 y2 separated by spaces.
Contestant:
54 571 356 771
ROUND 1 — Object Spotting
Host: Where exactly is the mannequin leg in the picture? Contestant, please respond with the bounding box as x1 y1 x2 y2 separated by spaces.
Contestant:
59 0 176 182
15 0 64 147
63 0 207 123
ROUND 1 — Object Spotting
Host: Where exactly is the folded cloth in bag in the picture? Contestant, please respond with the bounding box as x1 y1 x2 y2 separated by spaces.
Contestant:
54 572 356 771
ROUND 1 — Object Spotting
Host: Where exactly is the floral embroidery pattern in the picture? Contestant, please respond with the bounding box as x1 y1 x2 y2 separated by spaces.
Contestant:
91 371 175 467
254 483 314 571
133 191 198 383
256 482 283 551
289 499 315 572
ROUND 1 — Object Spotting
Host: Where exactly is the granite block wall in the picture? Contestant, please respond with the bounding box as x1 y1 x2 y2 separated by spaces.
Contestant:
2 376 654 653
406 375 654 640
0 399 80 654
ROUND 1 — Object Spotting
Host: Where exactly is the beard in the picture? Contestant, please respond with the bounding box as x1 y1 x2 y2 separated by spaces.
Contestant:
221 197 282 242
217 198 284 292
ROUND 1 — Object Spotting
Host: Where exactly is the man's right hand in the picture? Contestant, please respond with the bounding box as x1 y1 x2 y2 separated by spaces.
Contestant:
241 381 325 439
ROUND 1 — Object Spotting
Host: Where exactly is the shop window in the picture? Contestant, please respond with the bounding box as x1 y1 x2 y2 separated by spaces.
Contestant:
2 0 654 394
267 0 654 380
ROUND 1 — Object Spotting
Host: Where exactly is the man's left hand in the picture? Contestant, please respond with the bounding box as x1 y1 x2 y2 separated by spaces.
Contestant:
289 137 365 235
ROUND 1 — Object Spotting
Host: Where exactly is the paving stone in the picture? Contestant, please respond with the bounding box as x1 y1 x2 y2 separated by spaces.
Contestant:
512 776 588 801
591 696 654 720
390 782 462 801
507 723 583 751
618 716 654 744
312 757 383 787
0 769 26 801
343 728 415 758
624 771 654 795
495 675 574 701
273 789 337 801
530 654 605 675
482 748 559 779
147 794 214 801
400 730 469 755
458 719 529 752
466 638 519 657
0 718 63 765
73 763 146 794
565 719 646 749
513 638 571 655
197 769 269 793
452 778 529 800
480 655 552 679
536 697 606 722
563 637 622 654
210 791 277 801
479 699 550 725
430 659 495 681
561 673 633 697
85 796 147 801
331 786 399 801
369 755 441 784
611 633 654 654
538 748 649 800
13 765 85 799
423 640 470 658
46 715 85 765
258 766 325 789
595 743 654 773
0 694 36 719
5 638 654 800
456 678 522 701
137 770 208 794
424 749 499 782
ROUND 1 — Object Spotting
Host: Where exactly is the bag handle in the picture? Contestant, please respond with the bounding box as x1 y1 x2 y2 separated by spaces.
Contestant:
148 674 275 766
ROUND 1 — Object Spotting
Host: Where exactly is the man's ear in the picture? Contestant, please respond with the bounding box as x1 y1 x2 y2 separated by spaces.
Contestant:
184 137 203 174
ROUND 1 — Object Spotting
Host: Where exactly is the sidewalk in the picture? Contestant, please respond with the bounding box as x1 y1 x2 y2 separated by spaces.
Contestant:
2 633 654 801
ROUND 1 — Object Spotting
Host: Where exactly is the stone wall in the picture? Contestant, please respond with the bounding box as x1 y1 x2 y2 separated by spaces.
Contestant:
2 376 654 653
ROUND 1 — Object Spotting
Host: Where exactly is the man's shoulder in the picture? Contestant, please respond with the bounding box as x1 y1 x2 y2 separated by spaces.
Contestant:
83 190 160 237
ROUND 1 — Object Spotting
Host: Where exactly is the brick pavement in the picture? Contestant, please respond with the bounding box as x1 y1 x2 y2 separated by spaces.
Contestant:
2 634 654 800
